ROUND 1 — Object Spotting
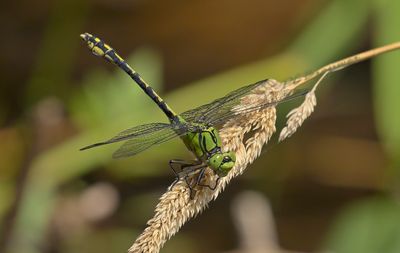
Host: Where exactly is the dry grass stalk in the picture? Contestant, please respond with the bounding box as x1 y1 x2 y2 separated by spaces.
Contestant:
279 41 400 141
128 42 400 253
284 41 400 90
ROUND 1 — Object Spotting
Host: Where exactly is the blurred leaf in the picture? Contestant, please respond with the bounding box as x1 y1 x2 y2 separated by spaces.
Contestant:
25 0 88 104
289 0 370 67
0 181 13 222
70 48 164 129
324 196 400 253
0 128 24 219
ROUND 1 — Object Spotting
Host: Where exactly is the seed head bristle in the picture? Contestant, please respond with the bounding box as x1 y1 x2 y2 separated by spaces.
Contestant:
279 71 330 142
278 91 317 142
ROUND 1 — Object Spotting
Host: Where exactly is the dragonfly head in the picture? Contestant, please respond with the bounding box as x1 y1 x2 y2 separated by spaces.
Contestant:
209 151 236 177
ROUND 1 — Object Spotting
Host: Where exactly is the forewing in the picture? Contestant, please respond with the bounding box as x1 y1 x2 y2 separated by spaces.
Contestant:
207 89 308 127
80 123 186 157
112 125 185 158
180 79 267 123
108 123 173 143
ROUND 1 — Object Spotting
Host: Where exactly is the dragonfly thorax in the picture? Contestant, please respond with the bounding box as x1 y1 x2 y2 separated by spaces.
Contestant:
181 125 236 177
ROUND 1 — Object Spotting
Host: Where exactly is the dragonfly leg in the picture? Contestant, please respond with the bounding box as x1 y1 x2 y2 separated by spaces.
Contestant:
169 159 200 188
184 174 196 199
169 159 201 177
195 167 207 188
179 167 206 199
209 176 221 190
181 165 207 199
168 161 220 198
169 159 205 196
197 173 221 190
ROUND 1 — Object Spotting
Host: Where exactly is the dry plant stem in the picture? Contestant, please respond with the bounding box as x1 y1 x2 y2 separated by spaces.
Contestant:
128 41 400 253
285 41 400 90
279 41 400 141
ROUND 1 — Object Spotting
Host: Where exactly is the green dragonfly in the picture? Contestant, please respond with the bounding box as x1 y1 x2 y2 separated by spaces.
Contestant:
80 33 305 195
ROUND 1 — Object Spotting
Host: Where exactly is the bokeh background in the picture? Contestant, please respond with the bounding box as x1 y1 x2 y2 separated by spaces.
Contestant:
1 0 400 252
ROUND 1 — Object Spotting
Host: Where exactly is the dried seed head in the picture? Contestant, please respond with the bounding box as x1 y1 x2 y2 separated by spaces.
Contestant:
279 91 317 142
279 71 330 142
127 41 400 253
128 79 289 253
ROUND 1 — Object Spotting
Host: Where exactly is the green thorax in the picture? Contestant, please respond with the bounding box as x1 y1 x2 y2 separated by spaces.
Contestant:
176 116 236 177
178 116 221 158
182 124 222 161
173 116 220 160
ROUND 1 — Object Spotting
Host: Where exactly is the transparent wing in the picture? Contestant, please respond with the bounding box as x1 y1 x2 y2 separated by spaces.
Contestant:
112 126 185 158
80 123 188 157
206 89 308 127
180 79 268 123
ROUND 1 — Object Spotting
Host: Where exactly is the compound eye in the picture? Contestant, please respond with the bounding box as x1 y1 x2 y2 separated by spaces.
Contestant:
222 156 231 163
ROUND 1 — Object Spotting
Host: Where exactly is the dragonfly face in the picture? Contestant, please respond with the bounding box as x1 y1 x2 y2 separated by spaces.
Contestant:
208 151 236 177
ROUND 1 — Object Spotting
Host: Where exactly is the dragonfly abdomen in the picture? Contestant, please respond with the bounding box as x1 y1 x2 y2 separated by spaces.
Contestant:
80 33 178 122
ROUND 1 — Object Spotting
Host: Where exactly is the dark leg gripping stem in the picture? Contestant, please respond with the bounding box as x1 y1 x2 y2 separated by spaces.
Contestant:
169 159 221 199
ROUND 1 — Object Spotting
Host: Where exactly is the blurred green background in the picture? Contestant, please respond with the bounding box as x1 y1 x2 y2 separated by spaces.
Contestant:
1 0 400 253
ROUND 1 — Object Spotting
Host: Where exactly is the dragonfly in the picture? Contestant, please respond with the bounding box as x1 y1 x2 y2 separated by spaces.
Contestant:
80 33 306 196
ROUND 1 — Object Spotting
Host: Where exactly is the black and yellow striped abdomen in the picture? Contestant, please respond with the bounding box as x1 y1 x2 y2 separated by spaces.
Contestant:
80 33 178 122
81 33 237 179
